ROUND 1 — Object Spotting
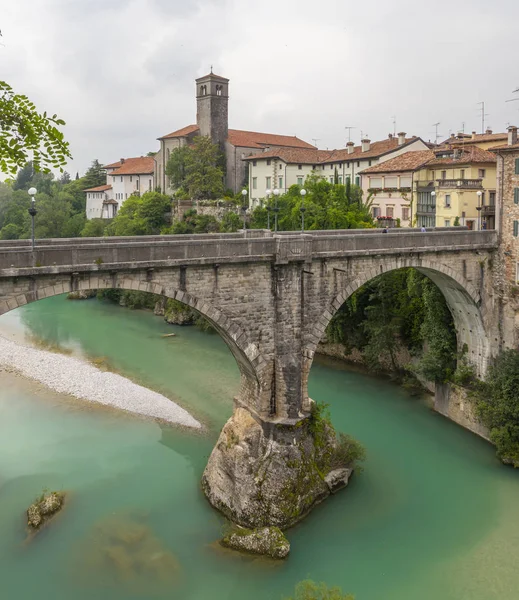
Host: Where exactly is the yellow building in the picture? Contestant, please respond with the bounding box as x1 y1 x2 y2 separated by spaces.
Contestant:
415 145 497 229
442 130 508 152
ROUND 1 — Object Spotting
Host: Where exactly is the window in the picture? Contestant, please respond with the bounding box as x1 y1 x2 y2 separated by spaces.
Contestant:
441 170 447 179
514 188 519 204
136 179 139 191
120 176 123 182
370 177 383 188
297 177 303 185
445 194 451 208
346 162 350 168
431 170 435 180
460 169 465 179
149 179 152 191
514 220 519 237
357 161 360 167
338 176 343 184
329 176 334 183
252 177 257 189
516 262 519 284
267 160 271 166
278 177 283 188
445 219 451 227
402 207 410 221
330 164 334 170
387 206 394 218
298 164 302 170
266 176 271 188
489 191 496 205
252 160 257 167
312 165 316 170
515 158 519 174
369 160 372 166
385 176 398 188
478 169 486 178
372 206 381 218
216 84 222 96
355 176 360 186
112 176 115 183
400 176 412 188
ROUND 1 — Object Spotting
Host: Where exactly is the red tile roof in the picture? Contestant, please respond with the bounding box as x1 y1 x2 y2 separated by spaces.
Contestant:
360 150 435 174
244 147 333 164
105 157 155 176
448 132 508 145
103 161 122 169
490 142 519 152
160 124 200 140
427 145 496 166
321 137 421 162
83 184 112 192
227 129 315 149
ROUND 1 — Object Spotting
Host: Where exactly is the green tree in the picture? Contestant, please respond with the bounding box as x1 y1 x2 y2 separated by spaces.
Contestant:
284 579 354 600
106 191 171 236
165 145 190 190
170 209 220 234
82 159 106 189
34 192 72 238
0 81 71 175
12 161 33 190
81 218 107 237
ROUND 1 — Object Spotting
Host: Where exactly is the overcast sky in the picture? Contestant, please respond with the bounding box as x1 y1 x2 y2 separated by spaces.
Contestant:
2 0 519 177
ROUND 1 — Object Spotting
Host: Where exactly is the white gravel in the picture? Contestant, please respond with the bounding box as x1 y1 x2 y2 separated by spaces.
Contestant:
0 335 201 429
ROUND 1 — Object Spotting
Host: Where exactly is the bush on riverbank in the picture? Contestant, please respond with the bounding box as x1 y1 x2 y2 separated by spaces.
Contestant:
471 349 519 466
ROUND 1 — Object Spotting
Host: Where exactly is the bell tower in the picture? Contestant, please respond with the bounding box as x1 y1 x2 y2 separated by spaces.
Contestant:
196 71 229 148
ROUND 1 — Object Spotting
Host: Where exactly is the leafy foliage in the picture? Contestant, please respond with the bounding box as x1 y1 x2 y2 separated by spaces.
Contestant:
0 81 71 175
472 350 519 465
105 192 171 236
284 579 354 600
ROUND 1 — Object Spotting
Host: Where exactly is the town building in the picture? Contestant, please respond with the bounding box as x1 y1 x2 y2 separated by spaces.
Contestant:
359 150 434 226
492 125 519 285
415 145 497 229
153 72 315 195
245 133 429 206
442 129 508 151
85 156 154 220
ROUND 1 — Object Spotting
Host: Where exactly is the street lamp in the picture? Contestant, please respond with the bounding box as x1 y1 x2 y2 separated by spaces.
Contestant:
476 190 483 231
265 189 272 230
28 187 37 251
273 188 280 233
300 188 307 232
241 189 248 231
430 190 436 229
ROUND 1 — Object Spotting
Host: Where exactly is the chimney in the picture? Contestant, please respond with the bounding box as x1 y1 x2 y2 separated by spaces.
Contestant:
508 126 518 146
120 158 125 164
388 133 393 140
450 133 455 139
397 132 406 146
471 131 477 139
485 128 493 135
361 138 371 152
347 141 355 154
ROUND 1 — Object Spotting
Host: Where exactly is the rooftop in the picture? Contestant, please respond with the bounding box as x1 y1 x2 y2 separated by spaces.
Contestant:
83 184 112 192
359 150 435 174
103 157 155 175
244 147 333 164
321 136 421 163
427 145 496 166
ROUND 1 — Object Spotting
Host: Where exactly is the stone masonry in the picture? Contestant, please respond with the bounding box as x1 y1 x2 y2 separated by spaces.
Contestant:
0 228 501 423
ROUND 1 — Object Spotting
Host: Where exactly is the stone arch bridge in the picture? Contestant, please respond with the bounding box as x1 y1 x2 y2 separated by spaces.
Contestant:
0 228 500 424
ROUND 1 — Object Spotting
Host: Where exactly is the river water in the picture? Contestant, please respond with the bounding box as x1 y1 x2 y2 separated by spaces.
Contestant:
1 296 519 600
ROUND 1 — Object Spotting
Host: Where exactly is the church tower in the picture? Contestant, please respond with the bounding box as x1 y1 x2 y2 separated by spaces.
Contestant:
195 71 229 148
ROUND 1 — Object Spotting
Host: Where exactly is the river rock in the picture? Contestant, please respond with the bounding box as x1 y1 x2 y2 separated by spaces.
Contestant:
325 467 353 494
67 290 97 300
27 491 65 530
202 407 349 530
221 526 290 559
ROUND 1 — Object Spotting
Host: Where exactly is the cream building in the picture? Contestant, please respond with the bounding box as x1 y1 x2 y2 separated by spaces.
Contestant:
245 133 429 206
85 156 155 220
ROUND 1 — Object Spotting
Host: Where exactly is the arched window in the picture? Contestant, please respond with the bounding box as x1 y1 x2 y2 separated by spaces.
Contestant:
216 84 222 96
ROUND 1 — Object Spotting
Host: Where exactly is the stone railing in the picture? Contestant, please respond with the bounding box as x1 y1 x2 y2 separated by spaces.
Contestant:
437 179 483 189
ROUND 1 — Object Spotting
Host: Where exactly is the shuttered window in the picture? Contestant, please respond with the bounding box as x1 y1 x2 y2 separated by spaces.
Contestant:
514 188 519 204
515 158 519 174
514 220 519 237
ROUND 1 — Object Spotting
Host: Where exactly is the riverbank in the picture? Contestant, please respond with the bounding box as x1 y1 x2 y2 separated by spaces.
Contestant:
0 333 201 429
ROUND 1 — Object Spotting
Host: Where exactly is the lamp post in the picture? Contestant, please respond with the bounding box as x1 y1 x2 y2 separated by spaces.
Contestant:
476 190 483 231
430 190 436 228
300 188 307 232
273 188 280 233
28 187 37 251
241 189 248 231
265 189 272 230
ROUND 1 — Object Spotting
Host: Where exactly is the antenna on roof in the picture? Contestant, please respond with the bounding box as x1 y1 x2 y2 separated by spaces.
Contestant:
477 101 489 134
311 138 321 147
432 122 441 145
344 126 355 143
391 116 397 137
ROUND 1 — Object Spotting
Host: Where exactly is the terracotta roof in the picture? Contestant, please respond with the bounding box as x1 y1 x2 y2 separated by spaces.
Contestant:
106 157 155 175
160 124 200 140
448 132 508 145
427 145 496 167
320 137 421 163
227 129 315 149
490 142 519 152
103 161 122 169
244 147 333 164
359 150 435 174
83 184 112 192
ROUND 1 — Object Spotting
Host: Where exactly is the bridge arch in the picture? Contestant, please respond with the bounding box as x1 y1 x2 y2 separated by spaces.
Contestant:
303 258 491 410
0 277 271 417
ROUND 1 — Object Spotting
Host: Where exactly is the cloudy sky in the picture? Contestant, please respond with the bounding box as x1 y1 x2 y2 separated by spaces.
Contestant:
2 0 519 176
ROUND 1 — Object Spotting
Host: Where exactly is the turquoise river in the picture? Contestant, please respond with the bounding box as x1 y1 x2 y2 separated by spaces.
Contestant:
1 295 519 600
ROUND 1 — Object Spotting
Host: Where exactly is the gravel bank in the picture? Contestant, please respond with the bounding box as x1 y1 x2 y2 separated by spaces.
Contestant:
0 335 201 429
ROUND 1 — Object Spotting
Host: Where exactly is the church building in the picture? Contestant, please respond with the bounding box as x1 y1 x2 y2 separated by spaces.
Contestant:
153 72 315 194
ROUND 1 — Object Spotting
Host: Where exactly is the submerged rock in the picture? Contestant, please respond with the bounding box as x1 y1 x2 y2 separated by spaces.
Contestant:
27 491 65 530
202 407 361 530
221 526 290 559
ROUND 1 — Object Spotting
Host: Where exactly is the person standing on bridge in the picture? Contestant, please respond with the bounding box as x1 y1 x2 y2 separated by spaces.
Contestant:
420 226 426 232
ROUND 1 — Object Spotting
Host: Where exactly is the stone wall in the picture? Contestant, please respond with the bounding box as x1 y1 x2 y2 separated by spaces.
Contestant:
434 383 489 439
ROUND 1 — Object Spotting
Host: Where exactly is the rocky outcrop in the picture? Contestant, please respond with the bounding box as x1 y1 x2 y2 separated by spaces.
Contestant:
202 407 361 530
67 290 97 300
221 526 290 559
27 491 65 529
325 467 353 493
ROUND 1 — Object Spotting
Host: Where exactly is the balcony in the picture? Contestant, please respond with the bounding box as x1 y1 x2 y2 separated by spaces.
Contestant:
481 204 496 216
416 204 436 215
437 178 483 189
